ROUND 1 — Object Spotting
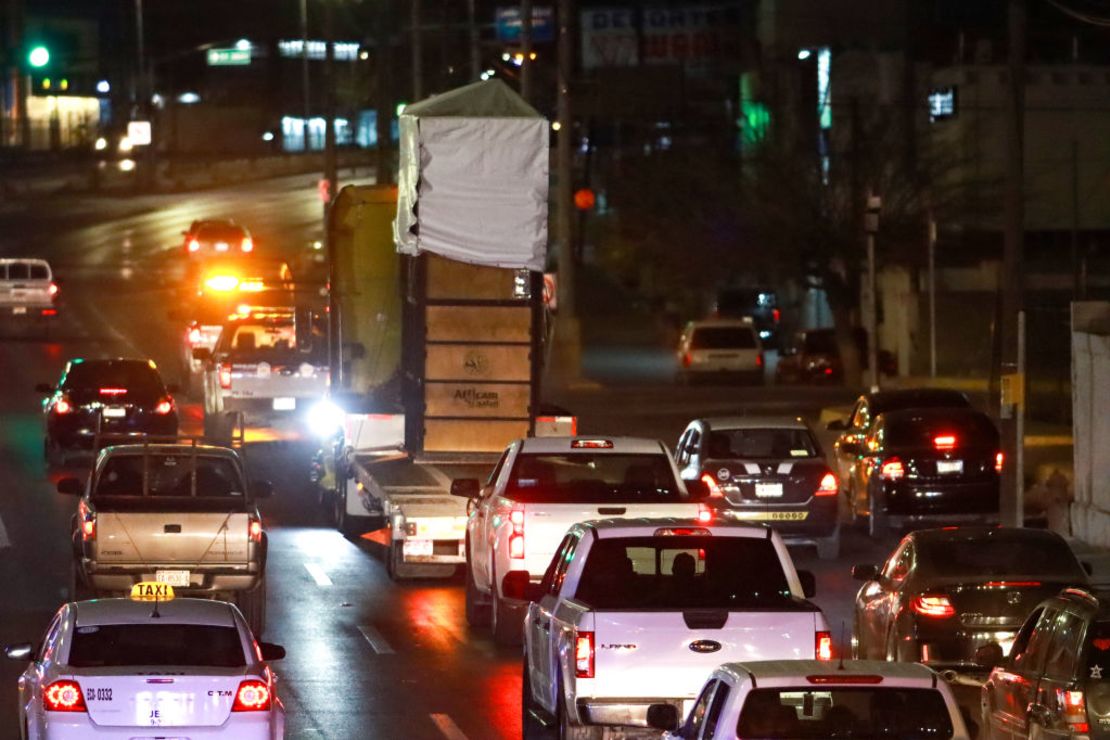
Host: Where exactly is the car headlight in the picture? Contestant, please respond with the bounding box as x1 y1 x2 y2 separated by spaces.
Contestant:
306 400 344 439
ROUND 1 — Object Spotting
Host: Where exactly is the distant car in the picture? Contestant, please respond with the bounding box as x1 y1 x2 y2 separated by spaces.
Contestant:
842 407 1001 536
4 587 286 739
981 586 1110 739
775 328 897 385
710 287 780 346
647 659 972 739
0 258 60 326
851 527 1088 667
676 320 764 385
183 219 253 257
37 358 179 464
675 416 841 559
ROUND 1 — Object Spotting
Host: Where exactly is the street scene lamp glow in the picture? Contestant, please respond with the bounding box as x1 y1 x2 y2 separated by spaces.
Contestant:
28 46 50 68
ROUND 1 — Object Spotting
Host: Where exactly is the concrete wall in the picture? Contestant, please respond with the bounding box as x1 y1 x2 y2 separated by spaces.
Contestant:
1070 302 1110 545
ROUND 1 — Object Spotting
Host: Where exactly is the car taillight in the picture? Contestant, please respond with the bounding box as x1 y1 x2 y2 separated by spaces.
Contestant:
219 363 232 389
681 351 692 368
54 396 73 415
48 282 59 297
773 308 781 323
188 239 200 253
249 517 263 543
756 353 764 368
700 473 723 498
241 237 254 253
816 472 838 496
575 632 595 678
154 397 174 415
44 680 87 712
509 507 525 559
1059 688 1089 733
188 327 202 344
697 503 713 524
41 307 58 316
995 451 1004 473
231 679 271 712
816 631 833 661
911 594 956 618
81 517 96 541
880 457 904 481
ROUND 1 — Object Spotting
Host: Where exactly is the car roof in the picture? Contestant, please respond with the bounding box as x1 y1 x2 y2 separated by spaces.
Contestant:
865 388 971 413
99 443 242 460
518 437 669 455
579 518 772 539
720 659 940 687
73 598 239 627
699 416 809 431
910 525 1066 546
0 258 51 266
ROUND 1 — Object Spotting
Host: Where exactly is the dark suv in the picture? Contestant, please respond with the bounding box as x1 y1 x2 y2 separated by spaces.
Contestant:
981 587 1110 738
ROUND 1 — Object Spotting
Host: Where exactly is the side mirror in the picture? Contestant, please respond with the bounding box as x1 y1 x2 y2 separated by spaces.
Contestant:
252 480 273 499
974 642 1005 669
851 564 879 582
259 642 286 661
684 479 711 501
191 347 212 362
57 477 83 496
826 419 848 432
4 643 33 661
501 571 544 602
798 570 817 598
35 383 54 394
646 703 681 732
165 383 180 394
450 478 480 499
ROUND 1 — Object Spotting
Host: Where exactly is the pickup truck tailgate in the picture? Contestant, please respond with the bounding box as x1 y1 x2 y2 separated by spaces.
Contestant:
590 610 819 699
96 512 252 564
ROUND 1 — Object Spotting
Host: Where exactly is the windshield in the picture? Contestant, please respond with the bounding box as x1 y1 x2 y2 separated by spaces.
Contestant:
196 224 245 242
94 454 245 499
917 535 1083 579
220 318 325 363
68 624 246 668
690 327 757 350
573 536 795 609
706 428 818 459
736 687 953 739
505 453 682 504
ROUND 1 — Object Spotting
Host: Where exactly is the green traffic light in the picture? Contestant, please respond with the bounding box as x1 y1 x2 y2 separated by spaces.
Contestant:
28 46 50 68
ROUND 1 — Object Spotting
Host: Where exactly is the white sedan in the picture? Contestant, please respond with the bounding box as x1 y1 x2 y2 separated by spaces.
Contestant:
4 583 285 739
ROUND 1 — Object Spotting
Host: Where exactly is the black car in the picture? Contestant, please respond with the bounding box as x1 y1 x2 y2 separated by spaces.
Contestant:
982 587 1110 738
38 358 179 463
844 407 1000 536
852 527 1089 667
675 416 841 558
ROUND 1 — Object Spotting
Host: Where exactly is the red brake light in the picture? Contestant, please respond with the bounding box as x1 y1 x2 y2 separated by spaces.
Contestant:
219 363 232 389
756 353 764 368
806 674 882 684
99 387 128 396
241 237 254 253
571 439 614 449
249 518 263 543
509 533 525 559
816 631 833 661
933 435 957 451
54 396 73 415
681 351 692 368
772 308 781 323
696 503 713 524
81 517 96 541
654 527 711 536
575 632 595 678
880 458 904 481
41 307 57 316
231 679 271 712
44 680 87 712
1060 689 1089 733
911 594 956 618
48 282 59 297
995 451 1004 473
188 239 201 253
700 473 723 498
983 581 1041 588
154 398 174 415
816 472 838 496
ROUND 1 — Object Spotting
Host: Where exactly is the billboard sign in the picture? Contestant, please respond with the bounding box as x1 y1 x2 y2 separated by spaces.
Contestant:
495 6 555 43
580 5 741 70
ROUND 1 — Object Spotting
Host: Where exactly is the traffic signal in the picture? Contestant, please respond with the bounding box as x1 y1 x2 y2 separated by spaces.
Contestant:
28 45 50 68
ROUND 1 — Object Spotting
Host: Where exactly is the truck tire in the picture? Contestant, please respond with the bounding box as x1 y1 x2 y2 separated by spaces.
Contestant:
385 544 405 581
522 659 552 739
465 558 491 628
555 675 596 740
334 490 368 540
237 578 267 637
491 572 522 647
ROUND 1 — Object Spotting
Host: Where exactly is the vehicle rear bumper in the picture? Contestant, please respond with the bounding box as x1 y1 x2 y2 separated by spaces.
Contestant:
879 479 999 519
50 418 180 450
576 697 686 727
912 625 1022 664
0 304 57 319
719 497 838 537
81 561 261 594
42 711 276 738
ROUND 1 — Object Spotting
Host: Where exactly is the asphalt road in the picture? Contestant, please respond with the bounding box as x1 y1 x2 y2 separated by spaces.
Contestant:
0 177 911 739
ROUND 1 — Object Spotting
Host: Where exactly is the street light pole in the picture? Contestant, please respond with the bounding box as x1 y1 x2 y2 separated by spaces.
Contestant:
520 0 534 102
300 0 310 125
135 0 145 113
411 0 423 99
865 193 881 393
552 0 580 385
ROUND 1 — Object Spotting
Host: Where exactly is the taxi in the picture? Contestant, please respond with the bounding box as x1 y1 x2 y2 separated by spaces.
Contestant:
4 583 286 739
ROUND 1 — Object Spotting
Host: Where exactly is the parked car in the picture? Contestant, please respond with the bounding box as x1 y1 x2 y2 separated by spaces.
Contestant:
775 327 897 385
676 320 764 385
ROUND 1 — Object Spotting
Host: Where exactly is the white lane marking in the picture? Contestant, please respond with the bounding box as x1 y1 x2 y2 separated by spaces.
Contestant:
357 625 395 654
303 562 332 586
0 515 10 549
429 713 469 740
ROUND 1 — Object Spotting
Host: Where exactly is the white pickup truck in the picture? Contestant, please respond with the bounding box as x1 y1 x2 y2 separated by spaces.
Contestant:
455 436 714 645
513 519 831 736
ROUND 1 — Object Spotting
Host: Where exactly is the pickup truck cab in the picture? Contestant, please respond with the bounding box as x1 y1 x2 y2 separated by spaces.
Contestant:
515 518 830 736
57 443 271 635
456 436 712 645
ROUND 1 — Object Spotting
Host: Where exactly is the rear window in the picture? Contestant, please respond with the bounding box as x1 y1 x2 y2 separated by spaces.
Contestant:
884 413 998 449
691 327 757 350
573 536 794 609
68 624 246 668
62 361 164 396
706 428 818 459
94 455 245 499
5 263 29 280
196 224 246 241
506 453 682 504
221 318 326 362
917 535 1084 579
736 687 953 738
802 331 838 354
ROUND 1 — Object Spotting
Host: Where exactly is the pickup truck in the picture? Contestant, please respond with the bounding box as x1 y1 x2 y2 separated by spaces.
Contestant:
57 442 271 635
514 519 831 736
0 257 59 328
454 436 713 645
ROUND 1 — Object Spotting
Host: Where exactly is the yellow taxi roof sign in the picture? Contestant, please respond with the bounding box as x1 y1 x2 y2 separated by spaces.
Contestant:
130 582 175 602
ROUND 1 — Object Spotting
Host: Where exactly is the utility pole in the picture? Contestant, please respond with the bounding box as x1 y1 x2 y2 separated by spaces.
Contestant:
1071 139 1081 298
928 211 938 378
411 0 423 99
467 0 480 80
375 1 392 185
864 193 881 393
552 0 580 384
300 0 310 124
1000 0 1027 528
324 0 340 386
520 0 534 102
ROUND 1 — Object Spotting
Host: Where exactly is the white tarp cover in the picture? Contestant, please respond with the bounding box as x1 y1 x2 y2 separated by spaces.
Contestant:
394 80 548 271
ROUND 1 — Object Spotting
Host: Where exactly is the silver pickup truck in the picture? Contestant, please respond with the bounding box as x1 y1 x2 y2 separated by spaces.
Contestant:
58 442 271 634
0 258 59 327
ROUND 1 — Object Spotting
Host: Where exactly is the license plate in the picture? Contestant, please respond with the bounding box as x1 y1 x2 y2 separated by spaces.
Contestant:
730 511 808 521
272 397 296 411
155 570 190 587
937 460 964 475
403 538 432 557
102 407 126 418
755 482 784 498
11 306 26 315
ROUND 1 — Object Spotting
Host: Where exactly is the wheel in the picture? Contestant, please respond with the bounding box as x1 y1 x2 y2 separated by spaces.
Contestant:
522 659 550 740
491 568 522 647
237 578 267 637
868 487 887 539
464 547 491 628
816 524 840 560
333 485 366 539
69 561 93 602
555 675 595 740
